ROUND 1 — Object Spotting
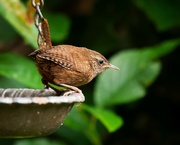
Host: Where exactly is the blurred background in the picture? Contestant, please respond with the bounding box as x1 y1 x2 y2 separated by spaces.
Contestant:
0 0 180 145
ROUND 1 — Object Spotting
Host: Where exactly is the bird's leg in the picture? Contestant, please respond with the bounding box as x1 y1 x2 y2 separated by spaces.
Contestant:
60 84 82 94
41 78 65 95
48 83 67 96
41 78 49 89
53 78 82 95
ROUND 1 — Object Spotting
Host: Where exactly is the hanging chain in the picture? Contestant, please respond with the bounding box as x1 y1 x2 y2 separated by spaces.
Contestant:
32 0 44 25
32 0 44 46
32 0 44 9
32 0 52 48
32 0 45 47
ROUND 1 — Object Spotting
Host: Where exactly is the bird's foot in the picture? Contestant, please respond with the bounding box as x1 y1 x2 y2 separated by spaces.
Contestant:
60 84 82 94
42 82 65 96
62 90 76 96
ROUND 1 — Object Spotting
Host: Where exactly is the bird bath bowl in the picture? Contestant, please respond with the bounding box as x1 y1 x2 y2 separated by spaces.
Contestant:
0 88 85 138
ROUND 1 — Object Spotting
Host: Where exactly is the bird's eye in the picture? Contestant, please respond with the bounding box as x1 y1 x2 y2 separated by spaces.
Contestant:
98 59 104 64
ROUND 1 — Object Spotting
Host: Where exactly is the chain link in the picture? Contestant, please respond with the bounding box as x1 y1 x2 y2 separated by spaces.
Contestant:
32 0 44 46
32 0 44 9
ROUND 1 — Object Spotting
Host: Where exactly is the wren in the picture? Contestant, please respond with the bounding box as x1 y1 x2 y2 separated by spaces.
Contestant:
29 44 119 94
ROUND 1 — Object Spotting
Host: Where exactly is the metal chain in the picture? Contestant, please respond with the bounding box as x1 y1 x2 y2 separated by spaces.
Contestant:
32 0 44 9
32 0 44 46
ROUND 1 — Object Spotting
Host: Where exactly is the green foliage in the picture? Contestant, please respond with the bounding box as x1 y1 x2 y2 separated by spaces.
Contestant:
45 13 71 42
0 15 17 42
0 0 38 48
0 0 179 145
81 104 124 132
14 138 67 145
0 53 43 88
133 0 180 31
95 39 180 107
64 107 102 145
0 76 25 88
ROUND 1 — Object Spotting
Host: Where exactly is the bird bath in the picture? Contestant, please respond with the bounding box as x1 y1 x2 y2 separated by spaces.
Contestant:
0 88 85 138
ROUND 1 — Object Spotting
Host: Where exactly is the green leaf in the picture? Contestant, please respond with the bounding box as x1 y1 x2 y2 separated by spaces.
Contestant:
65 107 102 145
0 0 38 48
14 138 66 145
64 107 89 131
57 126 90 145
138 62 161 87
0 53 43 88
0 16 17 42
0 1 71 48
0 75 26 88
133 0 180 31
81 104 123 132
45 13 71 42
94 39 180 107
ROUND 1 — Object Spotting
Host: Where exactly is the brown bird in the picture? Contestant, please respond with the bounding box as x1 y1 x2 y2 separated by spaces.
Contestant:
29 45 119 94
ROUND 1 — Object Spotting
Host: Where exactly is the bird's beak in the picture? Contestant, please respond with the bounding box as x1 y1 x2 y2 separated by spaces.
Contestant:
105 63 119 70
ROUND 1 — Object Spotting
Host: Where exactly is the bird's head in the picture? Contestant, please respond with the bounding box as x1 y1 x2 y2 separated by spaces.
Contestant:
89 50 119 76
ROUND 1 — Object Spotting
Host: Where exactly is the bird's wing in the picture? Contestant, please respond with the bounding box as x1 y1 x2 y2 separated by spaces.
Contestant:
37 47 77 71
